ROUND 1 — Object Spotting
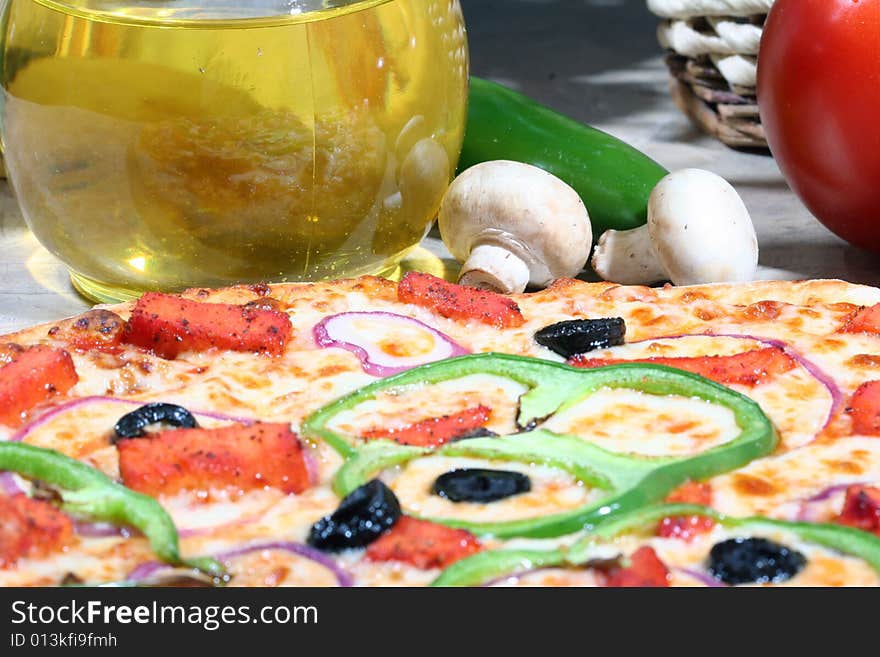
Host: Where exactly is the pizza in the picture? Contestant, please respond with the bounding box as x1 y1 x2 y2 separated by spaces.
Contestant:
1 272 880 587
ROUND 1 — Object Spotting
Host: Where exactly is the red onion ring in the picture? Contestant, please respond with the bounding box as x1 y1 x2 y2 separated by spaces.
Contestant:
481 568 544 587
74 521 131 538
628 332 844 439
313 312 469 377
0 472 24 495
126 561 168 582
301 447 320 487
8 395 257 444
795 482 868 522
127 542 353 587
675 568 727 587
2 395 260 534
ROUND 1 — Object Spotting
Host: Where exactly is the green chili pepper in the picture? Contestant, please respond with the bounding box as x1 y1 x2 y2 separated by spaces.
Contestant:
461 77 669 236
432 503 880 586
0 442 226 579
303 353 777 539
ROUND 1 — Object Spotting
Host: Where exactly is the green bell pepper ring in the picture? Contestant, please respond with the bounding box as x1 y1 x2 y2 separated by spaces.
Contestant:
432 503 880 587
0 442 226 579
304 353 777 539
461 77 668 237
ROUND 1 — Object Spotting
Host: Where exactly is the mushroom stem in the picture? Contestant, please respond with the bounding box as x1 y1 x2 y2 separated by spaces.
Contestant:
591 168 758 286
591 225 666 285
458 243 531 294
439 161 592 295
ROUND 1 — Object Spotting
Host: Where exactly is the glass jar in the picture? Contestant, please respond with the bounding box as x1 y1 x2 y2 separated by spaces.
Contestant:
0 0 468 301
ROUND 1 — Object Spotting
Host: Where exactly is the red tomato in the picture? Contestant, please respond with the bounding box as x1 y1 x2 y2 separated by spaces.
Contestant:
758 0 880 253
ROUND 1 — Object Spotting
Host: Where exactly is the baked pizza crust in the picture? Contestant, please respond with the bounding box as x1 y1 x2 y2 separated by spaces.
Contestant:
2 276 879 587
6 277 880 344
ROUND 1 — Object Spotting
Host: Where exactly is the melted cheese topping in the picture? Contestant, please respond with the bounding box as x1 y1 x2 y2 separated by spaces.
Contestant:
711 438 880 518
543 388 740 457
385 456 597 523
224 549 341 588
329 374 527 439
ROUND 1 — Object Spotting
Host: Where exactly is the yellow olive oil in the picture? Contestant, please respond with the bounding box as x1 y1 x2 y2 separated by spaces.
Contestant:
0 0 468 301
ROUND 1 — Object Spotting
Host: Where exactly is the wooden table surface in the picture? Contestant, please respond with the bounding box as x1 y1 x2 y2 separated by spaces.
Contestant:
2 0 878 334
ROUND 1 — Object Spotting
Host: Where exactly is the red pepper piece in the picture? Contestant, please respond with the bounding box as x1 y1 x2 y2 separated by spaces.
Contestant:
657 515 716 541
118 423 311 497
602 546 671 588
850 381 880 436
841 303 880 335
569 346 796 386
365 516 482 569
122 292 292 359
835 485 880 535
361 405 492 448
0 346 78 426
397 272 525 329
0 494 74 568
657 481 716 541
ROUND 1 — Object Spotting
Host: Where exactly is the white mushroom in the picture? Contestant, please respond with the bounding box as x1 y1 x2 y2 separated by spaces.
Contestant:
591 168 758 286
439 160 592 294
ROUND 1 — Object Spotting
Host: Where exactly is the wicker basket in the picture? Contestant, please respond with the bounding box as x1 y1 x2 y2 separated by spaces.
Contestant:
647 0 775 149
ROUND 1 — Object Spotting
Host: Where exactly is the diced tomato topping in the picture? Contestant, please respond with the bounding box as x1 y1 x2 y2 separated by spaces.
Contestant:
657 515 716 541
365 516 482 569
665 481 713 506
117 423 311 496
569 346 796 386
122 292 292 359
602 546 671 588
361 406 492 448
0 346 78 426
841 303 880 335
657 481 716 541
835 485 880 535
397 272 525 329
849 381 880 436
0 494 74 568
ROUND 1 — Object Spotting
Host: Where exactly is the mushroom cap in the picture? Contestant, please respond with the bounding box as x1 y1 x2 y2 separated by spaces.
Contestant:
648 168 758 286
439 160 592 287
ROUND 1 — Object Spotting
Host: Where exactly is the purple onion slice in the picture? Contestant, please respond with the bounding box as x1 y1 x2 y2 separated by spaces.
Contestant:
127 541 353 587
8 395 256 444
795 482 868 522
313 312 469 377
675 568 728 588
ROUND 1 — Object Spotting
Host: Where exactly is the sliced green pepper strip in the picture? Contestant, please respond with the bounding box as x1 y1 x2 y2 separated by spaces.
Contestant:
305 354 777 539
430 549 567 588
432 504 880 586
0 442 226 578
332 440 429 497
304 352 591 458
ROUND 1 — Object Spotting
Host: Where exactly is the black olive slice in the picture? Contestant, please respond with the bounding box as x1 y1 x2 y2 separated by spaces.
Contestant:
113 403 199 443
708 537 806 585
432 468 531 503
534 318 626 358
307 479 401 552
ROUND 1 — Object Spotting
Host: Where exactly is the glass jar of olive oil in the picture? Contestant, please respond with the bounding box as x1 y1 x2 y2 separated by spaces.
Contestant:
0 0 468 302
